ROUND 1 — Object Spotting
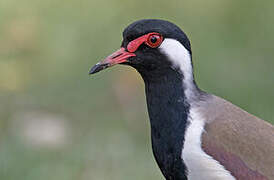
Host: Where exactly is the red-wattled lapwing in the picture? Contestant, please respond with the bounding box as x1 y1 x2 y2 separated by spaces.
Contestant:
89 19 274 180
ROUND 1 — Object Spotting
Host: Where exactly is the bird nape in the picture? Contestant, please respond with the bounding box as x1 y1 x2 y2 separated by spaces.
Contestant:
89 19 274 180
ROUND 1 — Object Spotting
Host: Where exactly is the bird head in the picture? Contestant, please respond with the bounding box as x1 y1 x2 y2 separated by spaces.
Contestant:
90 19 193 81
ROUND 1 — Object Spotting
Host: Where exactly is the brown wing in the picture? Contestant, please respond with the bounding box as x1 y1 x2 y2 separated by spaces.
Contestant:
198 95 274 180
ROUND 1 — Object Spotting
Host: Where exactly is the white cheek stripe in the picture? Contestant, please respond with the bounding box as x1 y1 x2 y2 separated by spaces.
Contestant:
182 109 235 179
159 38 195 101
159 39 235 179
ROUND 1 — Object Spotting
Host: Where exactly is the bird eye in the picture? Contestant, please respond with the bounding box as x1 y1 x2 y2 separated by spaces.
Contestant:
146 33 163 48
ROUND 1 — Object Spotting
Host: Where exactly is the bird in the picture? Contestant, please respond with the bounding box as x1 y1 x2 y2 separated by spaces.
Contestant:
89 19 274 180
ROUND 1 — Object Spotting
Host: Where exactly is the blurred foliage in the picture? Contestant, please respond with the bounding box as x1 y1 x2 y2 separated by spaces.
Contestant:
0 0 273 179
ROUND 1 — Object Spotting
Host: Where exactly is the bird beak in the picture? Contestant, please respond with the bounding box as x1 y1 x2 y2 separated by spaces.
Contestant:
89 47 136 74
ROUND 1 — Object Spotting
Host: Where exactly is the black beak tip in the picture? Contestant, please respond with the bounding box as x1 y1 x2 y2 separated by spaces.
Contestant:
89 64 101 75
89 63 110 75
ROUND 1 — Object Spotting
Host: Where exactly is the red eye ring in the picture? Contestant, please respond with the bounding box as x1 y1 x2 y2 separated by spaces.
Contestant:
126 32 163 52
145 33 163 48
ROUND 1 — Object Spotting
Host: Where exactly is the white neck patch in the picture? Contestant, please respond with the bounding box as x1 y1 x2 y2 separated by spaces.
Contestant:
159 39 235 179
159 38 196 102
182 108 235 179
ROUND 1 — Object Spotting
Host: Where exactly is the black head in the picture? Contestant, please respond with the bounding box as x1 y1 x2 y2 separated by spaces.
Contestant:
122 19 191 53
89 19 192 80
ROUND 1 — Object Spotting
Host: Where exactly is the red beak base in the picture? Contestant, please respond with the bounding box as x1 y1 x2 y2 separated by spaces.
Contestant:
89 48 136 74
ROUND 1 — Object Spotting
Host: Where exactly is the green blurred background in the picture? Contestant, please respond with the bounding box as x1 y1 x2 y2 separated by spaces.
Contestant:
0 0 273 179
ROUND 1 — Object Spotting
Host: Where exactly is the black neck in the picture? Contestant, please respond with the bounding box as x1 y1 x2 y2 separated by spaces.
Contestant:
140 68 189 180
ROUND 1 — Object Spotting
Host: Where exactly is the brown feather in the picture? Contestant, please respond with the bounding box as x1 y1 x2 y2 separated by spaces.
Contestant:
196 95 274 179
